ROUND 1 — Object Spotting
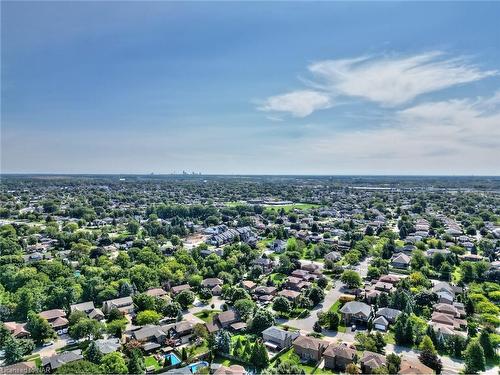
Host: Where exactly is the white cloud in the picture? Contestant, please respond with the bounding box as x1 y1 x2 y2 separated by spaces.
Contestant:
257 89 332 117
258 51 497 118
308 51 497 107
294 93 500 174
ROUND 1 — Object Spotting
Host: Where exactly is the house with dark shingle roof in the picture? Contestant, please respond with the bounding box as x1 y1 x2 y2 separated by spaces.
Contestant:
339 301 372 325
42 350 83 373
323 342 357 371
262 326 299 350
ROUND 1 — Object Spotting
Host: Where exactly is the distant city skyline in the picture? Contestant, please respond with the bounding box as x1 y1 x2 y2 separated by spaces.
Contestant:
2 2 500 175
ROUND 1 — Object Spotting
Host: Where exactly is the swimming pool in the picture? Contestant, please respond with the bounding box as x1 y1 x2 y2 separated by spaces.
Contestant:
164 353 181 366
188 361 209 373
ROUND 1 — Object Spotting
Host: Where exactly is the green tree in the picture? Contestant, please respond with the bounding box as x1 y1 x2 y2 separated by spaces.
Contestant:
272 296 291 314
340 270 362 288
464 340 486 374
479 330 495 359
106 319 126 338
69 318 104 340
175 290 195 309
56 360 100 374
100 352 128 374
127 349 145 375
250 341 269 368
136 310 162 325
249 308 275 334
84 341 102 364
386 353 401 374
234 299 255 321
26 311 56 344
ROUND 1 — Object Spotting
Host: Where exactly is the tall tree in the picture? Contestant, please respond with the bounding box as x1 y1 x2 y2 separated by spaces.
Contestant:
464 340 486 374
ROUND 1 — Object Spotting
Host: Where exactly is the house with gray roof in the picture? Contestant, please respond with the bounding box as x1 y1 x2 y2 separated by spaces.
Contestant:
42 350 83 373
262 326 299 350
339 301 372 325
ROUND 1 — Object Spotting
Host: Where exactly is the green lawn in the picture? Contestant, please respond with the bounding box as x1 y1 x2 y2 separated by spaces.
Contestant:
329 300 341 313
385 331 396 344
191 340 209 355
275 348 317 373
145 355 161 370
194 309 221 323
23 354 41 367
270 273 287 285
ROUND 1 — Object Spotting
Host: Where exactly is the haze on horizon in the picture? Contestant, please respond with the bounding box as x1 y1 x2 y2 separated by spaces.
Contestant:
1 2 500 175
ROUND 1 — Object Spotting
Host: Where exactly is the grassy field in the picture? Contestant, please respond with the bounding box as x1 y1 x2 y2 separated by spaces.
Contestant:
194 309 221 323
270 272 287 285
274 348 317 373
144 355 161 370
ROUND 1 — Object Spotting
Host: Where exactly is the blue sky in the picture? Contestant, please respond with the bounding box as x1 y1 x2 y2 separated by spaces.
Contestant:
2 2 500 174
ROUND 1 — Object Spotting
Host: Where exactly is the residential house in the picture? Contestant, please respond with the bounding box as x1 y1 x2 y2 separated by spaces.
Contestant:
325 251 341 262
278 289 301 302
323 342 357 371
292 335 329 362
4 321 30 339
361 351 386 373
145 288 170 300
70 301 104 321
241 280 256 291
398 359 433 375
339 301 372 326
39 309 69 332
102 296 134 314
170 284 191 296
42 350 83 373
95 338 121 354
376 307 402 323
262 326 299 350
214 310 240 329
201 278 223 288
0 361 37 374
391 253 411 269
213 365 246 375
372 316 389 331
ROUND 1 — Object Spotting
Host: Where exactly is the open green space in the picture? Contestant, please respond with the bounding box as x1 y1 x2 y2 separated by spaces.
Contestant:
144 355 161 370
194 309 221 323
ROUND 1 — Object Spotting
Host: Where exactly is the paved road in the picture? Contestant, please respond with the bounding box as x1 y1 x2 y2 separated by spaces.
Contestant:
32 334 71 358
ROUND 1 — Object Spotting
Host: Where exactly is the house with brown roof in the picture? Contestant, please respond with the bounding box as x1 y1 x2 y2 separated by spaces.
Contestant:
202 278 223 288
241 280 256 291
145 288 170 299
4 321 30 339
170 284 191 295
213 364 246 375
39 309 69 331
214 310 240 329
323 342 357 371
292 335 329 362
398 359 433 374
360 351 386 373
278 289 301 302
0 361 37 374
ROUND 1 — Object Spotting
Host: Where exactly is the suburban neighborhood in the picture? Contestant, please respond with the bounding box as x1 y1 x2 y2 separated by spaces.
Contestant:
0 175 499 374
